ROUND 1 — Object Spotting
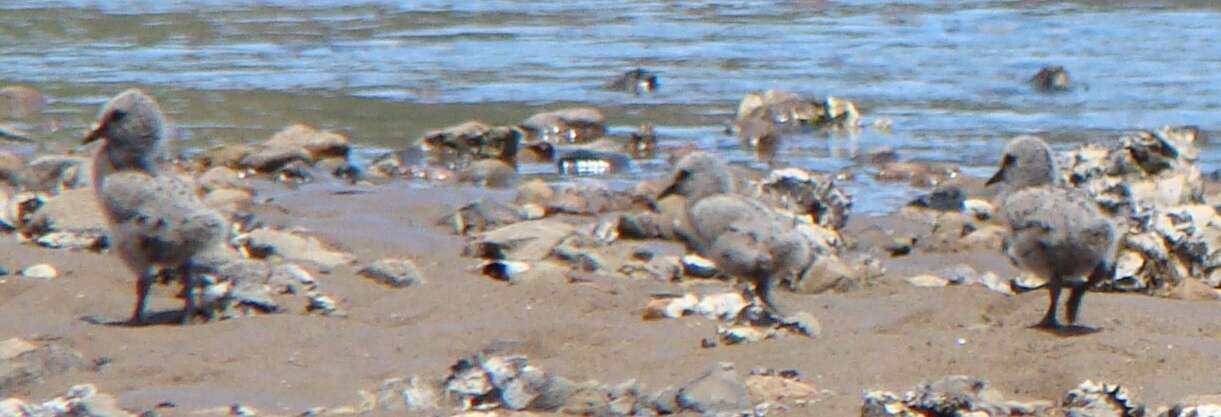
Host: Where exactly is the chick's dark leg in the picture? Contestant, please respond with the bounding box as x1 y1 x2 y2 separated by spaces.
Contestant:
179 261 196 325
1065 285 1088 325
131 267 156 324
1068 261 1112 326
756 276 787 317
1034 278 1063 329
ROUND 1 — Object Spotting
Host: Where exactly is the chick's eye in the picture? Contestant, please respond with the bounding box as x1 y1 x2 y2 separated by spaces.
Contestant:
110 109 127 121
1003 154 1016 165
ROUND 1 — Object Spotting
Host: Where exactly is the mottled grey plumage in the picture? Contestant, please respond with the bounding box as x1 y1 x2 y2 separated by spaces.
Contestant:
660 152 810 315
85 89 227 325
987 136 1117 331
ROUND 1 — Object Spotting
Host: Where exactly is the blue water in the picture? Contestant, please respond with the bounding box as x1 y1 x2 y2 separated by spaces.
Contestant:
1 0 1217 212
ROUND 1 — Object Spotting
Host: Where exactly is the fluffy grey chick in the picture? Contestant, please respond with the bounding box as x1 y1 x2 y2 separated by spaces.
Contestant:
659 152 810 315
987 135 1117 331
84 89 227 325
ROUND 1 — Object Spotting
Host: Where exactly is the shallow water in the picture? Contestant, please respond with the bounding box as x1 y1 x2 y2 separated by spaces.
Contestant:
1 0 1218 212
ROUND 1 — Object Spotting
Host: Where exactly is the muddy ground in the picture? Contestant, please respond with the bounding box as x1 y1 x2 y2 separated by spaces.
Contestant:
1 182 1218 416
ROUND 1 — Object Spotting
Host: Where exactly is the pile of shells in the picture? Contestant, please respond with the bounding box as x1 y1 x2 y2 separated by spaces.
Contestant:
863 377 1221 417
192 246 347 320
1110 204 1220 293
365 353 817 417
1063 380 1145 417
643 290 822 346
1 384 132 417
1164 395 1221 417
378 107 647 185
750 167 853 230
862 375 1052 417
415 121 525 170
1063 126 1219 293
1064 126 1203 216
199 124 356 183
732 89 862 135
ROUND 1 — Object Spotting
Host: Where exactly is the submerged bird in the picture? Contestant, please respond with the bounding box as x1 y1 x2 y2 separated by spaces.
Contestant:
659 152 810 316
84 89 227 325
987 136 1116 331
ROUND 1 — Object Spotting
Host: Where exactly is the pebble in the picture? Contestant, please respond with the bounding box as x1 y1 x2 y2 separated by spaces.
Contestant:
1031 65 1071 92
717 325 771 345
268 263 317 294
608 67 658 94
0 337 37 361
446 200 527 235
745 371 821 404
19 263 57 279
306 291 343 316
691 291 750 321
359 258 424 288
479 260 531 283
0 343 90 398
641 293 699 320
238 227 356 270
676 362 753 414
520 107 606 144
0 85 46 118
680 254 719 278
905 274 949 288
779 311 822 337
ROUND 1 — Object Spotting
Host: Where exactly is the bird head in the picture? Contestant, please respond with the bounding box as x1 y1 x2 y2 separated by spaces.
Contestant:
82 89 165 150
986 135 1058 189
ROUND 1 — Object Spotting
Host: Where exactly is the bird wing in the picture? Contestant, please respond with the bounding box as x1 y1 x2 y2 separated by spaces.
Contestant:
100 171 227 261
1000 186 1116 276
707 225 773 279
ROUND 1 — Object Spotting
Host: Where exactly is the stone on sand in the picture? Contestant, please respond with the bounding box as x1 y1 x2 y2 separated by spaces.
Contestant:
676 362 752 414
240 227 356 270
19 264 57 279
359 258 423 288
0 85 45 118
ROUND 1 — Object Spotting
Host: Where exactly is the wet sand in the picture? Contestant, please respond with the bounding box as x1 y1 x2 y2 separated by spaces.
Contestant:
2 181 1218 416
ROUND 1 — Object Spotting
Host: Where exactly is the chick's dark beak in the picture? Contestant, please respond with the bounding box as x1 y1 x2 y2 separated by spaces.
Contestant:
658 182 680 199
81 116 110 144
986 165 1006 185
985 166 1006 186
987 154 1016 186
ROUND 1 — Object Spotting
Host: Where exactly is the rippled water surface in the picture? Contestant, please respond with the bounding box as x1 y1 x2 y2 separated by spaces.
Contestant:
2 0 1218 212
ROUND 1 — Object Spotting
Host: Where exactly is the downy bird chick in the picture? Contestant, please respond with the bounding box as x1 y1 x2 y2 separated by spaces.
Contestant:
85 89 227 325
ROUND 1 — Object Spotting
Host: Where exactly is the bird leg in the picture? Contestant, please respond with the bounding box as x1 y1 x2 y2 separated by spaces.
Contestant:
130 267 157 325
755 277 787 318
179 261 196 326
1034 278 1062 329
1067 261 1112 326
1065 285 1088 325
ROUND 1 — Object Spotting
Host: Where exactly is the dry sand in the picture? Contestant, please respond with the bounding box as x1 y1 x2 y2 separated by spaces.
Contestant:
1 181 1218 416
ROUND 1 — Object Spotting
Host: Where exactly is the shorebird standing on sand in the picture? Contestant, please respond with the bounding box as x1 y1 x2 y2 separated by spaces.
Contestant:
84 89 227 325
659 152 811 316
987 135 1117 332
